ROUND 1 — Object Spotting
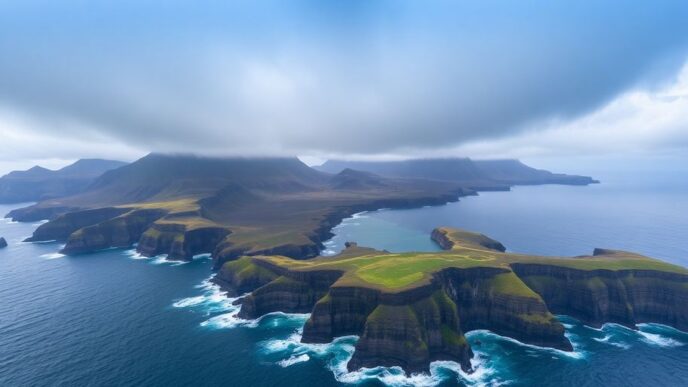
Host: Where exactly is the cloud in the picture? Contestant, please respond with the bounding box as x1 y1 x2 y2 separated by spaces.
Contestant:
451 62 688 160
0 0 688 169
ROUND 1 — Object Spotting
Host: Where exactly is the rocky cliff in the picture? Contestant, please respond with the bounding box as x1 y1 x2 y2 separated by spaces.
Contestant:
214 228 688 375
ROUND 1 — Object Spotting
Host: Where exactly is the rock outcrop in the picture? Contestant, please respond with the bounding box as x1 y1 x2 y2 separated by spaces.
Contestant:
0 237 7 248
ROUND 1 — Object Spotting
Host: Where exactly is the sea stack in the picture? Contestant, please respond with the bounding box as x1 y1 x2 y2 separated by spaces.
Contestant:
0 237 7 248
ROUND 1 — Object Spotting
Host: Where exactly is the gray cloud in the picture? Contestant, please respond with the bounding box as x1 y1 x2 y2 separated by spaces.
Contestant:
1 1 688 163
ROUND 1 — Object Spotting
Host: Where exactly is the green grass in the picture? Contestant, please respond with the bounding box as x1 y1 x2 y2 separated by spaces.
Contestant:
255 226 688 292
488 272 541 299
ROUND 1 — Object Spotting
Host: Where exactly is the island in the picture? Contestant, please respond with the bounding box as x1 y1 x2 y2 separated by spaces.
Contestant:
0 237 6 248
213 227 688 374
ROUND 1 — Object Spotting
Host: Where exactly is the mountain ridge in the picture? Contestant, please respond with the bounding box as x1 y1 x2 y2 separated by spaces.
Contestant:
0 159 127 203
316 158 598 187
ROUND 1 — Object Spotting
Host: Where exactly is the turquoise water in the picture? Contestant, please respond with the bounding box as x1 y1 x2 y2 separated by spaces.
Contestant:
1 174 687 386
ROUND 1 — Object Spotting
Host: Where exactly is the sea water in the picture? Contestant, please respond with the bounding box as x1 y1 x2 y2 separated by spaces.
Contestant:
1 172 687 386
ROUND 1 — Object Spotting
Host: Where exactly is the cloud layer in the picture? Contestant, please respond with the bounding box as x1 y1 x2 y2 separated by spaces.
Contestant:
1 1 688 171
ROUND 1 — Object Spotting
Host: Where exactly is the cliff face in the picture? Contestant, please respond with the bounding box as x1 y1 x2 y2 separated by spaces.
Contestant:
348 289 473 373
214 228 688 375
439 268 570 350
512 263 688 331
60 209 167 254
7 205 79 222
137 222 229 261
25 207 131 242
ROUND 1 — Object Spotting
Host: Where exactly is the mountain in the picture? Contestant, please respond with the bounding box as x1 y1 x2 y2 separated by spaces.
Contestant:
473 159 599 185
0 159 127 203
315 158 598 188
11 154 466 265
329 168 387 190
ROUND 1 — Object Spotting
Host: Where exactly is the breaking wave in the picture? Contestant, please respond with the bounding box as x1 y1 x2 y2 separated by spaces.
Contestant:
40 252 65 260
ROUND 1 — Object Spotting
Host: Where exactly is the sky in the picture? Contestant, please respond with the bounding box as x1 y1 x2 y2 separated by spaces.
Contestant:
1 1 688 175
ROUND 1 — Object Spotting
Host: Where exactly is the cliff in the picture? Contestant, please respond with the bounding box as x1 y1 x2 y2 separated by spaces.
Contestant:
215 228 688 375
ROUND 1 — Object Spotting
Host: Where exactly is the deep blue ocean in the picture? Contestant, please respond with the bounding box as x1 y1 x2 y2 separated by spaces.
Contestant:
1 173 688 386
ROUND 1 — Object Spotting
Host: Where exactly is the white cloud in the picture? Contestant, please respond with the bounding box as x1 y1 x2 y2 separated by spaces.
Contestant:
450 61 688 160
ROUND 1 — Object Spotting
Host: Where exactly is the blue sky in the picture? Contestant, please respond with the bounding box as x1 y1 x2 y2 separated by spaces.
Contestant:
1 1 688 174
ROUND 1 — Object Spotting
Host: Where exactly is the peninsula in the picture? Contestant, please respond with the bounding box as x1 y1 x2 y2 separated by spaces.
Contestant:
215 227 688 373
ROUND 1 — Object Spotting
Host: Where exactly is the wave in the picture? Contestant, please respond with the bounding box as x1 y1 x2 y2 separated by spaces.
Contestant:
173 275 239 314
40 252 65 260
123 249 149 260
149 254 189 266
637 330 684 347
466 330 586 360
259 327 509 387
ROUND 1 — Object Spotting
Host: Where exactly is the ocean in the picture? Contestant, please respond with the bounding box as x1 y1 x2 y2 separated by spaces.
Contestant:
1 173 687 386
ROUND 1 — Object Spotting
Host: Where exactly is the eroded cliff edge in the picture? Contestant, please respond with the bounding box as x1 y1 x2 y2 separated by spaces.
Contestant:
215 227 688 374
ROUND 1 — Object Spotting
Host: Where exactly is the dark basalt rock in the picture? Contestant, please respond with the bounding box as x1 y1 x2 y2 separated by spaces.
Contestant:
0 237 7 248
217 252 688 375
60 209 167 254
7 205 79 222
511 263 688 331
137 223 230 261
25 207 131 242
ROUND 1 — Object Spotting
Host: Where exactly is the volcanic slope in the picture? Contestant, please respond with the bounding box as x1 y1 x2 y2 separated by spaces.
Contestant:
216 227 688 374
11 154 466 264
0 159 126 203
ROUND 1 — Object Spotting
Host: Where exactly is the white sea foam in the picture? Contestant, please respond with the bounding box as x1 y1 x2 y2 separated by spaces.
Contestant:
124 249 149 260
592 334 631 349
201 310 259 329
41 252 65 260
637 331 683 347
277 354 310 367
350 212 369 219
467 330 586 360
150 254 188 266
173 275 240 313
260 327 507 387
